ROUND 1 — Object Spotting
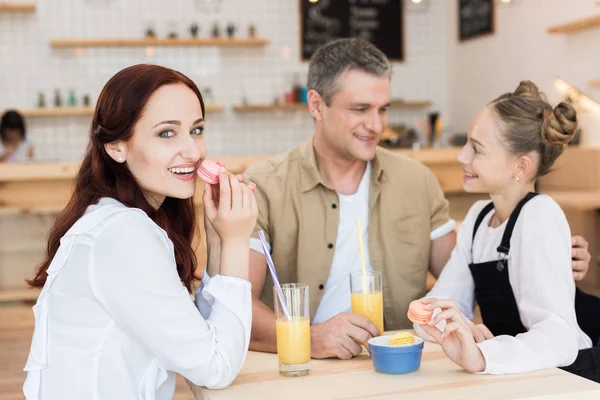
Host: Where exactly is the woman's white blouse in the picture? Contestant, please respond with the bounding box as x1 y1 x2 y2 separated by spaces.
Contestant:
417 195 592 374
23 198 252 399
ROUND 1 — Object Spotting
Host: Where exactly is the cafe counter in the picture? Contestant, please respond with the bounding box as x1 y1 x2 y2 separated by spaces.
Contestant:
1 146 600 302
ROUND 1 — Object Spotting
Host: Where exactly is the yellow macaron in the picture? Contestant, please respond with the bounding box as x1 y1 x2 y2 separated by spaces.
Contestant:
389 331 414 346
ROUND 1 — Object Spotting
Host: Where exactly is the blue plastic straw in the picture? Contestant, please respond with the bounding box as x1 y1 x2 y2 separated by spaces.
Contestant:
258 230 290 320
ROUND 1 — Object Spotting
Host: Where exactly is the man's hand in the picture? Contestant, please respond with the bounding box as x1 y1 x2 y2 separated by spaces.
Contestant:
310 312 380 360
571 236 590 281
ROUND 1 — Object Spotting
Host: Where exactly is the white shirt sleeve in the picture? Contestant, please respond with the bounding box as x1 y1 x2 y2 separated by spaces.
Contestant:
477 197 580 374
249 237 270 255
430 219 456 241
89 211 252 389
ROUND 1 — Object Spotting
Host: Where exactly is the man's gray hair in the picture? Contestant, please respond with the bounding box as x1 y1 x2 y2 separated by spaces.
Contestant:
307 38 391 106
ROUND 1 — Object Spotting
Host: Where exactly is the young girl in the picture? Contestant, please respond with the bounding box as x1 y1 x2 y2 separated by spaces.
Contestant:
23 64 258 399
417 81 600 382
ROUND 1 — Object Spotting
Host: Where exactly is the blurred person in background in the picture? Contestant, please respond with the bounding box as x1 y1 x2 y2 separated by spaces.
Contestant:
0 110 35 162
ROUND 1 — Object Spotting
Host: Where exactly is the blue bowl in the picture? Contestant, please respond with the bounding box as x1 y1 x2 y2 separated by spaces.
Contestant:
368 334 424 374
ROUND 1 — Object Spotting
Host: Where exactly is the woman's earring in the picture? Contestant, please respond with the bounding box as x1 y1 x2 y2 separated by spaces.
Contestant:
118 157 124 162
514 175 520 183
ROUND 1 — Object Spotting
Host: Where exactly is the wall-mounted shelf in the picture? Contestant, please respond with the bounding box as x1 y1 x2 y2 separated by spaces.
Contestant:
3 105 224 118
0 2 36 12
17 107 94 118
0 205 63 217
204 105 225 113
547 15 600 34
233 103 307 113
590 80 600 88
50 38 269 49
233 100 431 113
389 100 432 109
0 288 39 303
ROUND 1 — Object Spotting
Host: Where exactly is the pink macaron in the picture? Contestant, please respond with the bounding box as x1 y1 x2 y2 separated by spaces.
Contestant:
407 300 433 325
197 160 221 185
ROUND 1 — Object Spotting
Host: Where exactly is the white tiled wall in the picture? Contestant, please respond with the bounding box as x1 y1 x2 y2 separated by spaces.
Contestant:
0 0 448 161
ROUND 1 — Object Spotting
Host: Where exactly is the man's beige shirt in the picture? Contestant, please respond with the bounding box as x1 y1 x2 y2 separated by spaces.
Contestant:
245 140 450 329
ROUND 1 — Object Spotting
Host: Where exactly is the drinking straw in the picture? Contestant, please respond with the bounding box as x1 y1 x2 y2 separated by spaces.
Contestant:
258 230 290 320
355 218 368 277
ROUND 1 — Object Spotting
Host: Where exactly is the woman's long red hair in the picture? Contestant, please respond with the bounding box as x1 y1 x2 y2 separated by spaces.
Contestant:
27 64 205 293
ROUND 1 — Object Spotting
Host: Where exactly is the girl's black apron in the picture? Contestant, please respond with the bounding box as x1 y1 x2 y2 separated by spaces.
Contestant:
469 192 600 382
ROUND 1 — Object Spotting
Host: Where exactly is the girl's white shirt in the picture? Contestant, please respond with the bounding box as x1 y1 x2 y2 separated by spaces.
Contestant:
417 195 592 374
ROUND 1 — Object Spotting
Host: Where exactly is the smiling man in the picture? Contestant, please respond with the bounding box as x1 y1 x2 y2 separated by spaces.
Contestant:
243 38 589 360
244 38 455 360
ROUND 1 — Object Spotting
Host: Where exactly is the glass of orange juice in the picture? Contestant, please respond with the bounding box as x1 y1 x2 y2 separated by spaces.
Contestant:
350 271 384 335
274 283 311 377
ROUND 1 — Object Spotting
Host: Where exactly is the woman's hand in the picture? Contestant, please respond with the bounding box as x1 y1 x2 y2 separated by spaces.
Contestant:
206 161 255 209
418 298 487 373
203 168 257 280
203 167 258 245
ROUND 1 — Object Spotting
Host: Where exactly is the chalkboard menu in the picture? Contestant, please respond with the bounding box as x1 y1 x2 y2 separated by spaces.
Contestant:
300 0 404 61
458 0 494 41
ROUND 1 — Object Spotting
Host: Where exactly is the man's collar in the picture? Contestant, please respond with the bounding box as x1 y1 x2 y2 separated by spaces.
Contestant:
299 139 384 193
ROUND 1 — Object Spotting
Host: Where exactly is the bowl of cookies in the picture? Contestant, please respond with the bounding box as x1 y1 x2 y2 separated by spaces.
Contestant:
367 331 424 375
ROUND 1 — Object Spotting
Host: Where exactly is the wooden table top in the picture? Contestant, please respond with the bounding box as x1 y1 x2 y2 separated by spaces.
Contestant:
191 333 600 400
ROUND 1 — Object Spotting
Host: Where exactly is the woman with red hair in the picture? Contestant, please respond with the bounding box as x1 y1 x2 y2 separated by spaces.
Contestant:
23 64 257 399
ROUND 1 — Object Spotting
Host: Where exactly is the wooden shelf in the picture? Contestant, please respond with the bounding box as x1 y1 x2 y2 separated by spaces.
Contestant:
0 162 78 182
233 100 431 113
3 105 224 118
50 37 269 49
204 105 225 113
590 80 600 88
547 14 600 33
0 288 39 303
390 100 432 109
233 103 307 113
18 107 94 118
0 2 36 12
0 205 63 216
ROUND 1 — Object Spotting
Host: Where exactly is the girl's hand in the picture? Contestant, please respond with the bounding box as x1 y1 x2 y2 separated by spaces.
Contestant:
419 298 487 373
571 235 590 281
468 323 494 343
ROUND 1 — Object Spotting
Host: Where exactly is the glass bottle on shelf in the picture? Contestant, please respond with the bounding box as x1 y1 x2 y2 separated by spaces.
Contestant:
145 20 157 39
226 23 236 38
211 22 220 38
167 21 178 39
54 89 62 107
68 89 77 107
203 87 214 105
292 73 302 104
37 92 46 108
190 23 199 38
273 86 281 106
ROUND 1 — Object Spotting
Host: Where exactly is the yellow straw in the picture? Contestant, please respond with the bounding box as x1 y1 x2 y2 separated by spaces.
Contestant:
355 218 367 277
